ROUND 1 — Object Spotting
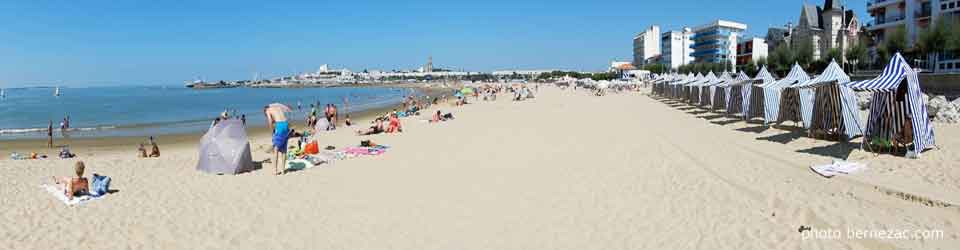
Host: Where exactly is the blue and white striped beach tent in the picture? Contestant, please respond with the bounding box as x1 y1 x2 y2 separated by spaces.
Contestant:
723 71 752 114
795 60 863 138
742 66 777 119
689 71 717 104
708 72 734 108
759 63 810 123
844 53 935 155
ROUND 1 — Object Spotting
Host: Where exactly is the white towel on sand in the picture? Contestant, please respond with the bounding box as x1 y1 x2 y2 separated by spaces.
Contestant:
42 184 99 206
811 159 865 178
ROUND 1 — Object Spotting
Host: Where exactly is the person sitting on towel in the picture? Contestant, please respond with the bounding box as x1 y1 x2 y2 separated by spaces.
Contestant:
386 113 402 133
137 143 148 158
52 161 89 200
431 110 442 123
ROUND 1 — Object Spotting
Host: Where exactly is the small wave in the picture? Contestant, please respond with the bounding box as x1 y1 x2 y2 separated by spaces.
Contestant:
0 125 117 135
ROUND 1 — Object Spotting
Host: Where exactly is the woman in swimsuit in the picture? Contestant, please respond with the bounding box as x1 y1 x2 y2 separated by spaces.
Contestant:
53 161 89 200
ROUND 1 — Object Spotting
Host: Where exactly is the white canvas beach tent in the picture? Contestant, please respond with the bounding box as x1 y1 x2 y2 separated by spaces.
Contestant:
759 63 810 124
708 71 735 109
844 53 936 156
743 66 777 120
688 71 716 104
794 60 864 138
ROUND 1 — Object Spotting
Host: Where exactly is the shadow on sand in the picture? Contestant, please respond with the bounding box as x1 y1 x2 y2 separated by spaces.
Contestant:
710 119 742 126
796 142 860 160
735 125 770 133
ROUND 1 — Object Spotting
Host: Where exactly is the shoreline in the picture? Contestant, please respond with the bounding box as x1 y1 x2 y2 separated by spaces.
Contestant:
0 84 454 157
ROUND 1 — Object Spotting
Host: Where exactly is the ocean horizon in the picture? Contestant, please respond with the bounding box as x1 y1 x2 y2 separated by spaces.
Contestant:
0 85 413 140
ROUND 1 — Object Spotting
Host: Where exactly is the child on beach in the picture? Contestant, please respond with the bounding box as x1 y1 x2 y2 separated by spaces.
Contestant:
53 161 89 201
344 115 352 127
148 136 160 158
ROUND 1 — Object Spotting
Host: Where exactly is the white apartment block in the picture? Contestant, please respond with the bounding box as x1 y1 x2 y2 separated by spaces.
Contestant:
867 0 960 71
633 25 662 67
660 28 695 69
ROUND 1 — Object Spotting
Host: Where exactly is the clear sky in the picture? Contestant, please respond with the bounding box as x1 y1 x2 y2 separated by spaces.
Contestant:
0 0 867 87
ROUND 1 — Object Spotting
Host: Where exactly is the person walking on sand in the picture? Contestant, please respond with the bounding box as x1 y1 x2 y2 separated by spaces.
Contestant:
264 104 290 175
47 120 54 148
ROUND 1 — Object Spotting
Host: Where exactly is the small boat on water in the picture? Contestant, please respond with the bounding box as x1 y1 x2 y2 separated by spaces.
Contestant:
1 88 5 99
54 87 61 97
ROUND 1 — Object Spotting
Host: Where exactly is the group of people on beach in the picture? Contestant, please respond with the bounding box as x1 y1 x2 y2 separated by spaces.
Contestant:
46 115 71 148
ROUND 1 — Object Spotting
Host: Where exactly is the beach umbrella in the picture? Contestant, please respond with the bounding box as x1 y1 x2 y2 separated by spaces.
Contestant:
268 103 292 112
460 87 475 95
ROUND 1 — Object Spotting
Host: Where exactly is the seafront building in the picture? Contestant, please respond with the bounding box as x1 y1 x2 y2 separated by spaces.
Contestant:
660 28 695 69
736 37 769 65
866 0 960 72
765 24 793 50
793 0 860 60
633 25 662 67
691 20 748 69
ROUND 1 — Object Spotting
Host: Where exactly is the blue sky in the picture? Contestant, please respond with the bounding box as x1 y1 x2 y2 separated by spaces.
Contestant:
0 0 867 87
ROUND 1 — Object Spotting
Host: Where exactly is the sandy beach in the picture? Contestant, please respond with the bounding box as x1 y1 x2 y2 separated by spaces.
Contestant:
1 86 958 249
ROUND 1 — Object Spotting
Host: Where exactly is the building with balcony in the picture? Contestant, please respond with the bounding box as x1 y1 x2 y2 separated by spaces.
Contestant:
765 24 793 51
659 28 695 69
866 0 960 71
691 20 747 69
633 25 662 67
793 0 860 61
736 38 769 66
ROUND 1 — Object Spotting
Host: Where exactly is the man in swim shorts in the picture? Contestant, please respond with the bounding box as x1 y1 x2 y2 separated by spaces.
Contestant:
265 105 289 175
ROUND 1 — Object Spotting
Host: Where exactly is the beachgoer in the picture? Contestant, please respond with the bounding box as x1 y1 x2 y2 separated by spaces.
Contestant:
265 105 290 175
297 100 302 111
53 161 89 201
386 113 402 133
47 120 54 148
431 110 442 123
240 114 246 126
330 104 338 126
137 143 148 158
356 118 384 136
344 114 352 127
148 136 160 158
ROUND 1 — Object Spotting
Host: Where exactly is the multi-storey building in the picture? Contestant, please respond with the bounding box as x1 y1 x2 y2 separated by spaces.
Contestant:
866 0 960 71
691 20 747 69
633 25 662 67
659 28 695 69
793 0 860 61
736 37 769 66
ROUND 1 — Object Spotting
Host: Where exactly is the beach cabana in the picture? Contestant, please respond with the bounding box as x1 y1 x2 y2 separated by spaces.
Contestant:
794 60 863 139
710 72 734 111
699 72 722 107
844 53 936 156
689 71 716 105
744 66 777 121
724 71 752 116
762 63 810 124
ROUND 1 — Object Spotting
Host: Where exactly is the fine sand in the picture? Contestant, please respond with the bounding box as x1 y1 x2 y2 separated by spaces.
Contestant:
1 86 958 249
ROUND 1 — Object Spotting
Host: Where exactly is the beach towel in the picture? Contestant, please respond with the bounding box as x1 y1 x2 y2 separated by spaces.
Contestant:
344 146 389 156
41 184 100 206
810 159 866 178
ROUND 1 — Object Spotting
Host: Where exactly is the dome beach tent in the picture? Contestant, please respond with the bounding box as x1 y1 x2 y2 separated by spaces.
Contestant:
761 63 810 124
196 119 256 175
843 53 935 156
723 71 752 116
743 66 778 121
794 60 864 139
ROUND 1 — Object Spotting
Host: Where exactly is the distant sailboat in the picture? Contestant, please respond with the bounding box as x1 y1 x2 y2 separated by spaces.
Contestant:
54 87 61 97
1 88 5 99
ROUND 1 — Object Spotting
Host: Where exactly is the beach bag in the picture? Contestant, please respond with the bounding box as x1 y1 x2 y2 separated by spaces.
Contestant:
90 174 111 197
304 141 319 155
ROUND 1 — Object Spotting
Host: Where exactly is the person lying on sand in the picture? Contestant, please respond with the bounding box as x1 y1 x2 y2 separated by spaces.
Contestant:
356 118 385 136
53 161 89 201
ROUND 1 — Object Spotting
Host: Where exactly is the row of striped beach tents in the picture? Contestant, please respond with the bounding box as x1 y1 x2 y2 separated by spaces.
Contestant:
648 53 936 158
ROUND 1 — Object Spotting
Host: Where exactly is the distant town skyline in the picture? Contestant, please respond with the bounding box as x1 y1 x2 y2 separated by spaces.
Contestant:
0 0 866 87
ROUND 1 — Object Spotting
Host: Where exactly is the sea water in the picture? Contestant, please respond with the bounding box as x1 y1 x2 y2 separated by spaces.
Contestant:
0 86 411 140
